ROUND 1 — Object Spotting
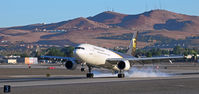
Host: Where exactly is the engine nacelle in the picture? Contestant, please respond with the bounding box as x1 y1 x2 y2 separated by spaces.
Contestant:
65 60 77 70
117 60 131 71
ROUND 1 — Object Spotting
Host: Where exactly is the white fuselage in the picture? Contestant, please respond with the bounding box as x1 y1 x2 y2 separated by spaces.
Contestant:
73 44 123 70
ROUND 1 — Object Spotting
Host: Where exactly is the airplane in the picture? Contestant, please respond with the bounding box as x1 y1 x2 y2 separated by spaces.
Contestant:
41 31 185 78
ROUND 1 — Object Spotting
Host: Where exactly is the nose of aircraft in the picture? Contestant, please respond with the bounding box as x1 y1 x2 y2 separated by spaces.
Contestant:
73 49 82 59
73 45 86 60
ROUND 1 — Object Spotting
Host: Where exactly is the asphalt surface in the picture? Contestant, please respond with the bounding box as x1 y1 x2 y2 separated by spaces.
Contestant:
1 76 199 94
0 63 199 94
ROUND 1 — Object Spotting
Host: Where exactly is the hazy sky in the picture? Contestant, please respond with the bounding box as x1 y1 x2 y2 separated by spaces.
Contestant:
0 0 199 27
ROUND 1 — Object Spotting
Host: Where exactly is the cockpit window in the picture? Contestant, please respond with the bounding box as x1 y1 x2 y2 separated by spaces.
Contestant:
75 47 85 50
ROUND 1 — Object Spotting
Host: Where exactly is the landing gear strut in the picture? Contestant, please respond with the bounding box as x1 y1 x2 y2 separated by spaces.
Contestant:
118 70 125 78
86 66 94 78
81 63 85 72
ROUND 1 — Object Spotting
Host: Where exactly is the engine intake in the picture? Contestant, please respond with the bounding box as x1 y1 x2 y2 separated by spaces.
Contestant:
65 60 77 70
117 60 130 70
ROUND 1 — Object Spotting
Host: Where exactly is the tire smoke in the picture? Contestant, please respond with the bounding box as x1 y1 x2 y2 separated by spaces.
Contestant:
93 70 117 77
93 67 170 78
125 67 170 78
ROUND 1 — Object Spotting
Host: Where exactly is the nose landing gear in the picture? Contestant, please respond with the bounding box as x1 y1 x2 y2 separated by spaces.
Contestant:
81 68 85 72
81 63 86 72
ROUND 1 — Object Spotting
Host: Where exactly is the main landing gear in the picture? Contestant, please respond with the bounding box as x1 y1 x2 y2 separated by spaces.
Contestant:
118 70 125 78
86 66 94 78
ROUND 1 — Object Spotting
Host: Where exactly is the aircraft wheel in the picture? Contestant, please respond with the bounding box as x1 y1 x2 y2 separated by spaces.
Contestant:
118 73 125 78
81 68 85 72
86 73 94 78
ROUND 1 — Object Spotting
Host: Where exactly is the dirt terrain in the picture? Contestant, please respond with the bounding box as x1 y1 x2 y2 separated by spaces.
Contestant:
1 9 199 48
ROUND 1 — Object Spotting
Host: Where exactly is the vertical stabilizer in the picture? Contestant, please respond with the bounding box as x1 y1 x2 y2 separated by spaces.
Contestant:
126 31 138 56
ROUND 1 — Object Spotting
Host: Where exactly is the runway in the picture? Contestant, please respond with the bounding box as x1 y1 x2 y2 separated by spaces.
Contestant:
1 75 199 94
0 63 199 94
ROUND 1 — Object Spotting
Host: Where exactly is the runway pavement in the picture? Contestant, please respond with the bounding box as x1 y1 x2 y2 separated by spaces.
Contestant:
0 63 199 94
1 75 199 94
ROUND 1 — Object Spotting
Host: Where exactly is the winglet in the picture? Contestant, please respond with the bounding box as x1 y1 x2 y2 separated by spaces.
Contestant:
126 31 138 56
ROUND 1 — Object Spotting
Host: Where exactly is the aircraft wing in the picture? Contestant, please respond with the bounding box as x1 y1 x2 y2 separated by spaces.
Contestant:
106 56 185 64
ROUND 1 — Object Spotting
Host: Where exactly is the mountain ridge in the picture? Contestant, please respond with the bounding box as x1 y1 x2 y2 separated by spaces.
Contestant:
0 9 199 48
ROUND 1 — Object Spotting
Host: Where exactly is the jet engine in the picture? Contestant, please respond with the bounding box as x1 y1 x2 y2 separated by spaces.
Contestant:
65 60 77 70
117 60 131 71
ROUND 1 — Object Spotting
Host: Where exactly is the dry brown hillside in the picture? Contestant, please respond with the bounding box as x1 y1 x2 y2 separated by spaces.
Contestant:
1 9 199 48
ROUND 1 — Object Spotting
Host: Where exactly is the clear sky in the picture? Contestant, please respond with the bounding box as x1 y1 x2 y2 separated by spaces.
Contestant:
0 0 199 27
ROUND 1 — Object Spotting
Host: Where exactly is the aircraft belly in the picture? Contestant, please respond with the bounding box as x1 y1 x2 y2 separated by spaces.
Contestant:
87 57 105 65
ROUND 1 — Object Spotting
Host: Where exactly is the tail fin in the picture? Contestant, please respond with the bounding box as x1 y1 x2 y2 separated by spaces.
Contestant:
126 31 138 56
